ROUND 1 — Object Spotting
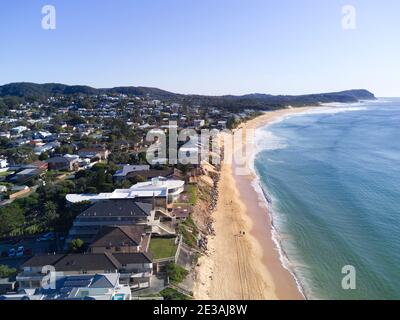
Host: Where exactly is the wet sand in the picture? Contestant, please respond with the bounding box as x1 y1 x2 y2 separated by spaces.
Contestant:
194 107 312 300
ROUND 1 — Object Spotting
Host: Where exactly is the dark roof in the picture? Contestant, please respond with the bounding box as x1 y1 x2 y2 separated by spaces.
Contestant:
126 168 174 180
79 200 152 218
89 225 146 248
21 254 65 268
21 253 153 272
47 156 77 164
78 147 107 153
113 252 153 265
172 205 193 218
90 274 119 288
54 253 120 271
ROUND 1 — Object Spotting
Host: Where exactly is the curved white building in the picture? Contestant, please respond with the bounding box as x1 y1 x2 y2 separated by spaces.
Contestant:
66 177 185 204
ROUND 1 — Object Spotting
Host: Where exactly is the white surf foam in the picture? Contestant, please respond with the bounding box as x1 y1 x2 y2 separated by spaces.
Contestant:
249 166 308 299
253 129 288 153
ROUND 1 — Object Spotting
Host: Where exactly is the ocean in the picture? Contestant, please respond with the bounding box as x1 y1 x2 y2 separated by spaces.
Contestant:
253 99 400 300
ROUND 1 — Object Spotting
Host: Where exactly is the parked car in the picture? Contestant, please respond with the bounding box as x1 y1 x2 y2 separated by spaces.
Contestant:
16 246 24 257
8 248 16 257
24 248 33 256
36 232 55 242
1 250 8 258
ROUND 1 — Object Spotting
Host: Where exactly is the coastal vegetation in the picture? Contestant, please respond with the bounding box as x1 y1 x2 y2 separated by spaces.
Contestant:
0 83 375 112
159 288 191 300
187 185 197 206
177 215 199 248
0 265 17 278
166 262 189 284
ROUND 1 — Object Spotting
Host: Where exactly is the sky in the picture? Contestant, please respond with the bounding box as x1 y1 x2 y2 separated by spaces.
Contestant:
1 0 400 97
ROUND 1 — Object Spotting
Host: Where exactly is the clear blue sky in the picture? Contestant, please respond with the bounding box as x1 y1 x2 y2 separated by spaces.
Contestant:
1 0 399 96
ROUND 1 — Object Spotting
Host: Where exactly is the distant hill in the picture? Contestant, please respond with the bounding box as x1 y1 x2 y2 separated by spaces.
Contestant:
0 82 176 99
0 82 376 111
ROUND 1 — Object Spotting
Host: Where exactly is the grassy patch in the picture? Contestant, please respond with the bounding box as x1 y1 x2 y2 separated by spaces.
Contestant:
149 237 177 259
0 171 11 177
187 185 197 205
177 215 199 248
160 288 191 300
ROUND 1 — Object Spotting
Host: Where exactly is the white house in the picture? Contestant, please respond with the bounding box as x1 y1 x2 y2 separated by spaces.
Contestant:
0 158 9 172
11 126 28 135
193 119 205 128
113 165 150 181
66 177 185 204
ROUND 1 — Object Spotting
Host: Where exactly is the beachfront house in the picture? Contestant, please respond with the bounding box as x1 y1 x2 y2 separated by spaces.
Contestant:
16 252 153 291
66 177 185 206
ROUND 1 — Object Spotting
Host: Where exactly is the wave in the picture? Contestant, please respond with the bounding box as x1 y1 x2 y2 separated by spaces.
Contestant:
252 104 369 156
302 106 368 115
249 166 308 299
254 129 288 152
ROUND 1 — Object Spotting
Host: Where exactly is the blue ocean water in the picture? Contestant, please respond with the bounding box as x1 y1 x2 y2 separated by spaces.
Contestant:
254 99 400 300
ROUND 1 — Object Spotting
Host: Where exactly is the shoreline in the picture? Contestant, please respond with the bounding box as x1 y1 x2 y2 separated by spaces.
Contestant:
194 107 312 300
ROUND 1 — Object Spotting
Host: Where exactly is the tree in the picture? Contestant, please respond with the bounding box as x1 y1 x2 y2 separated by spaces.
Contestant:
43 201 59 226
0 203 25 237
166 262 189 284
226 116 238 130
127 174 146 185
39 152 49 161
55 144 74 155
69 239 85 253
0 265 17 278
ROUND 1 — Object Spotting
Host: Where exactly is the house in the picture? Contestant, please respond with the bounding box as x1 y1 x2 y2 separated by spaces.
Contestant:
193 119 205 128
0 132 11 139
88 225 151 254
66 197 177 246
34 141 60 155
66 177 185 205
2 273 132 300
178 139 207 166
113 164 150 181
10 161 48 184
16 252 153 291
125 168 175 182
47 155 79 171
65 200 156 244
12 169 41 184
11 138 30 147
11 126 28 135
23 161 48 171
78 147 110 160
217 121 227 129
0 278 16 295
32 131 52 140
0 158 9 172
171 204 193 222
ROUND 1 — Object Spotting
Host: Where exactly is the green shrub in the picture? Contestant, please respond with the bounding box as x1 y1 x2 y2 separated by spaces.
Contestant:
160 288 191 300
0 265 17 278
166 263 188 284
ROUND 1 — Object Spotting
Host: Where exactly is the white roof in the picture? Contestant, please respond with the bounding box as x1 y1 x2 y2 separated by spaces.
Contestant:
66 178 184 203
113 165 150 177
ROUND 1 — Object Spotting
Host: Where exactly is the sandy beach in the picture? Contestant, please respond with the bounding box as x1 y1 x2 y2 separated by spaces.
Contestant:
194 107 312 300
